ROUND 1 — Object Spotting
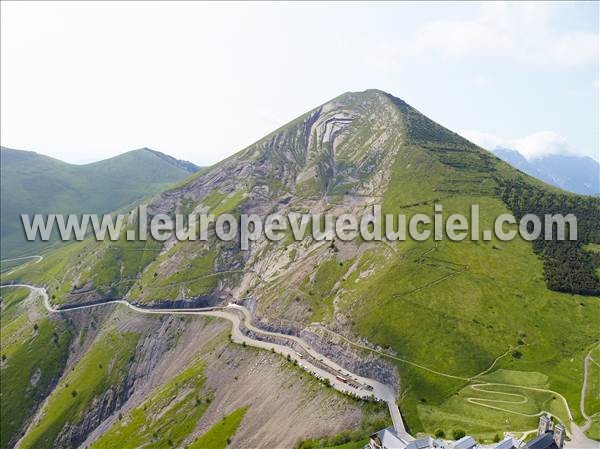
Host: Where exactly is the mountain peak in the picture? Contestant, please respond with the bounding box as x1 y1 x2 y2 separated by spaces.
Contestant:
145 148 200 174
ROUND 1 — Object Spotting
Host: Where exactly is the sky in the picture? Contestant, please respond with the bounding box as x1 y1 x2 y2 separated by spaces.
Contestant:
1 1 598 165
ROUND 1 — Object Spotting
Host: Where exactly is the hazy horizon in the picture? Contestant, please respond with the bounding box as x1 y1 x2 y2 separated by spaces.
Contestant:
1 2 598 166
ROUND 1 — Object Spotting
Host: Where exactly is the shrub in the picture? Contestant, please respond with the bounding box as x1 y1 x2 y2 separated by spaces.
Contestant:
453 430 466 440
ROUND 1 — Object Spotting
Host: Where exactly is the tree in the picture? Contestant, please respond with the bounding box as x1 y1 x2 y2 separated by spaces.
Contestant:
435 429 446 439
453 430 466 440
501 181 600 295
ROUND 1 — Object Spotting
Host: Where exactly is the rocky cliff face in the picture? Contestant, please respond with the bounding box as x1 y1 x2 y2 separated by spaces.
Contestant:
162 91 403 207
128 90 407 306
15 90 492 389
23 312 186 449
54 386 126 449
72 308 380 449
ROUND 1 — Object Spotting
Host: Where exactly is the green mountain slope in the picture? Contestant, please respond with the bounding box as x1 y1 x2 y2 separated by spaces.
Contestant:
0 287 375 449
0 287 72 449
0 147 199 258
4 90 599 445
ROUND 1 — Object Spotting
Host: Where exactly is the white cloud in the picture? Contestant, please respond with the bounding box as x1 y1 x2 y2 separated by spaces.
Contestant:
459 130 505 151
367 3 598 70
511 131 572 160
459 129 588 160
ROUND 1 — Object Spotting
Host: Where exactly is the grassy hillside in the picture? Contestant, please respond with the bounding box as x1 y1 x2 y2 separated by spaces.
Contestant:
0 287 72 449
187 406 248 449
90 359 210 449
17 331 140 449
0 147 199 258
3 90 599 444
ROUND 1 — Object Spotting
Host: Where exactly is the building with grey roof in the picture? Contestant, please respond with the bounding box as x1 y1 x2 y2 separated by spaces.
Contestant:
526 433 559 449
407 437 438 449
367 428 518 449
367 412 575 449
368 426 414 449
525 414 566 449
454 436 478 449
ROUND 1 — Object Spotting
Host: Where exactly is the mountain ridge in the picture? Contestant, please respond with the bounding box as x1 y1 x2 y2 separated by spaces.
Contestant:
0 147 200 258
492 147 599 196
3 89 599 447
0 146 199 171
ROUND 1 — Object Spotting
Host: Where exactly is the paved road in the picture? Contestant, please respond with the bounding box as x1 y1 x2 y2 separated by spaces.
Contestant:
1 255 43 263
568 345 600 449
1 255 43 275
580 346 598 424
0 283 409 438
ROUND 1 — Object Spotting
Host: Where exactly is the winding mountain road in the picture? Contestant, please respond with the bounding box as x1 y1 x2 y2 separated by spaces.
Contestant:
0 283 410 439
1 255 43 275
2 254 597 447
311 323 600 448
573 344 600 449
580 345 599 425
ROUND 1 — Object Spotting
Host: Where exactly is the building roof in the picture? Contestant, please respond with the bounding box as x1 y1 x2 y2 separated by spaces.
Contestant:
490 437 517 449
525 433 558 449
454 436 478 449
371 427 412 449
407 437 435 449
369 428 516 449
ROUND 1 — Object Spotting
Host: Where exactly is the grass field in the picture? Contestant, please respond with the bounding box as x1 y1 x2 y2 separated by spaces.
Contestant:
587 416 600 441
129 244 219 303
417 370 571 442
300 257 349 322
188 406 248 449
291 141 600 436
0 286 72 449
584 345 600 418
